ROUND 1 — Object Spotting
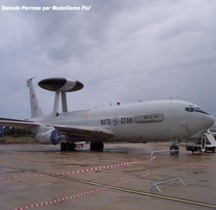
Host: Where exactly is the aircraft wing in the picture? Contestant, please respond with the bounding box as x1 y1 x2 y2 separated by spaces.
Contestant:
0 118 113 139
51 124 113 138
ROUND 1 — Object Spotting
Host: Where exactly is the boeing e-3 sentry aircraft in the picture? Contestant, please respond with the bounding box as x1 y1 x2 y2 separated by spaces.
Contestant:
0 78 215 153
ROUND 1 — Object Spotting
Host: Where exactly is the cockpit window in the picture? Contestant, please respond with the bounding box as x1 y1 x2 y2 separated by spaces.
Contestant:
185 105 209 115
185 107 191 112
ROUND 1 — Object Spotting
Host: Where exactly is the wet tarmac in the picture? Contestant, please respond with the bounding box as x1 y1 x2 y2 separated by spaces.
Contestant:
0 143 216 210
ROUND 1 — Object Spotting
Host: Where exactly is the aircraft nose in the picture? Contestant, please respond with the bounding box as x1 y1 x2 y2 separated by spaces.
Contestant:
203 115 215 129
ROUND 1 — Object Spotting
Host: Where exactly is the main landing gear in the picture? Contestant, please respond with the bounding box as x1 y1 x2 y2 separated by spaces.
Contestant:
90 142 104 151
60 142 76 151
60 142 104 152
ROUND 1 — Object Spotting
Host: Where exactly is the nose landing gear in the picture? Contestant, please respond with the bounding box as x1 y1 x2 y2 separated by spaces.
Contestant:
170 142 179 155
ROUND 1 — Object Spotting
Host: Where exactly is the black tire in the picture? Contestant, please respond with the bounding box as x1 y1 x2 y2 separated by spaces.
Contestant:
90 142 104 151
170 145 179 155
65 143 70 151
61 142 66 151
69 143 75 151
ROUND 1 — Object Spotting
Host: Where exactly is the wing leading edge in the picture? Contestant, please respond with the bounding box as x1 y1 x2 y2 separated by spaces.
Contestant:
52 124 113 138
0 118 113 139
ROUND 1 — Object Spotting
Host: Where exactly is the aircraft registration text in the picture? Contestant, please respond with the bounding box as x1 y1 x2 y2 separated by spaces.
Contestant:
101 117 133 126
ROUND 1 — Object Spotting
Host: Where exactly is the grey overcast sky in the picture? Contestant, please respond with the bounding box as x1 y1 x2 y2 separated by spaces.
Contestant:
0 0 216 119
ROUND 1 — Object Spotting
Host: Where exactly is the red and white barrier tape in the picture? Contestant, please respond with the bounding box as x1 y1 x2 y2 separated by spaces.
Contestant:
54 157 155 176
14 173 150 210
182 163 216 167
0 157 155 181
0 174 43 181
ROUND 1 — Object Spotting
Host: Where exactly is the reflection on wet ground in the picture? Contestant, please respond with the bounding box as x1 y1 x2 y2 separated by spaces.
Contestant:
0 143 216 210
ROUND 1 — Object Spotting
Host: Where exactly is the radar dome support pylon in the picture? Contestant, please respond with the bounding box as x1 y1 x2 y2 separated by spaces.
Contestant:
38 78 84 115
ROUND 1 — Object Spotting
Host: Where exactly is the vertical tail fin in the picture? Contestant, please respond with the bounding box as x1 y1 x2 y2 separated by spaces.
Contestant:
27 78 43 119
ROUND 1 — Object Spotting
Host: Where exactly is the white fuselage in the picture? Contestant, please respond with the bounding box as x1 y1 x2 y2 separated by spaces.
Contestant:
1 78 214 147
36 100 215 143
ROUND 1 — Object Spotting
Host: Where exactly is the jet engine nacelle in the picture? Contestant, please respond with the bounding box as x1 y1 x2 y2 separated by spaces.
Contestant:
35 128 61 145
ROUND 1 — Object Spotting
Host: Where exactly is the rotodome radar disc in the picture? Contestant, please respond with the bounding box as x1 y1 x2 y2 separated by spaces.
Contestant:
38 78 84 92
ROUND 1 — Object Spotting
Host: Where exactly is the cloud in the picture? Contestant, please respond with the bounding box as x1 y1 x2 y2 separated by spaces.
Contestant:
0 0 216 119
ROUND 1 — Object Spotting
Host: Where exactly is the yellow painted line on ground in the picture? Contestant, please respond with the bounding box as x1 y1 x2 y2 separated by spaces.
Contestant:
111 186 216 209
69 177 216 209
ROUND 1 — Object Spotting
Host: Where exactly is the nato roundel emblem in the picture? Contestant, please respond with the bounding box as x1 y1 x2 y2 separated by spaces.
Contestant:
50 129 61 145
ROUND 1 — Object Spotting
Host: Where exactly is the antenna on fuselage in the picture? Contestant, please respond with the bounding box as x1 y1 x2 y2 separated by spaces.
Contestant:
38 78 84 116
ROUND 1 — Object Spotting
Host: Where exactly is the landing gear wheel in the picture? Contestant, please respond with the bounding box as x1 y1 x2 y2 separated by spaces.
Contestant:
65 143 70 151
69 143 75 151
170 145 179 155
90 142 104 151
61 142 66 151
60 142 76 151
